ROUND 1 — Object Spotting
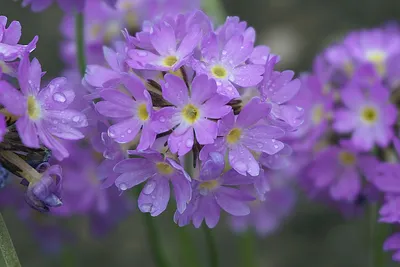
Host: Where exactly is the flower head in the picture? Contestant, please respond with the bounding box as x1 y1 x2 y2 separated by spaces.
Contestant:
0 55 88 160
200 97 285 176
152 74 231 155
114 150 192 216
333 82 396 150
0 16 38 62
384 233 400 262
174 152 254 228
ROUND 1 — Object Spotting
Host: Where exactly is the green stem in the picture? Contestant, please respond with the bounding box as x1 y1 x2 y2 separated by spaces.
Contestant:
369 203 389 267
132 189 170 267
202 225 219 267
238 231 256 267
0 212 21 267
75 13 86 78
202 0 227 25
178 228 201 267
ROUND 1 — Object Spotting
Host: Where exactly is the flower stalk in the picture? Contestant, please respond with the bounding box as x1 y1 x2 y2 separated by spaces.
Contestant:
0 212 21 267
75 12 86 77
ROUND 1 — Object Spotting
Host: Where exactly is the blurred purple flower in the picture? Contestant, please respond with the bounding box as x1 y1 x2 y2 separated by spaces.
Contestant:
384 233 400 262
333 83 396 151
0 16 38 62
22 0 116 13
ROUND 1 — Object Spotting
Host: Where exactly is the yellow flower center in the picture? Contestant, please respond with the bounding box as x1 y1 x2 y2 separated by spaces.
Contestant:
182 104 200 124
227 128 242 144
156 162 174 175
339 151 356 166
199 179 219 191
343 61 354 76
163 56 178 67
361 106 378 124
137 103 149 121
211 65 228 79
312 104 324 125
27 96 41 120
366 50 386 76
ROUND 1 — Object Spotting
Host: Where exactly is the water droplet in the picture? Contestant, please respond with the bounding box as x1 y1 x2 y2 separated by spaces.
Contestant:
53 92 66 103
221 50 227 55
235 162 247 172
140 203 153 212
121 134 125 138
108 129 116 138
127 129 132 134
143 181 156 194
199 188 208 196
257 142 263 148
274 145 279 149
137 50 148 57
119 183 128 191
216 81 222 86
72 116 80 123
159 116 166 122
186 139 194 148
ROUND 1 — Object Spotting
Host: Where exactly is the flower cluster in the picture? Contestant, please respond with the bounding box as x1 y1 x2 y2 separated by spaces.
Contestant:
290 24 400 262
84 10 303 228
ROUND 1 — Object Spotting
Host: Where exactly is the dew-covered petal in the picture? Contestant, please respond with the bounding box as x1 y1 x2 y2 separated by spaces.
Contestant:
191 74 216 105
150 22 177 56
168 129 194 156
108 119 141 143
137 123 157 151
99 89 135 108
236 97 271 128
269 78 301 104
138 176 170 217
38 77 75 110
84 65 120 88
46 109 88 128
162 74 189 107
151 107 179 133
199 138 227 161
242 125 285 154
121 74 148 102
16 115 39 148
232 64 264 87
201 95 231 119
171 174 192 213
0 81 25 115
95 101 134 118
177 28 201 58
199 152 225 181
228 144 260 176
217 110 235 136
194 119 217 145
222 35 252 67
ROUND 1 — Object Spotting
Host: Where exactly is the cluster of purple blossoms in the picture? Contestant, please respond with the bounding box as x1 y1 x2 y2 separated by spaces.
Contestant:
83 10 303 228
287 24 400 262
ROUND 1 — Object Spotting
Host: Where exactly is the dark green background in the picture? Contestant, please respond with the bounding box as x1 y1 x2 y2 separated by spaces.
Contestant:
2 0 400 266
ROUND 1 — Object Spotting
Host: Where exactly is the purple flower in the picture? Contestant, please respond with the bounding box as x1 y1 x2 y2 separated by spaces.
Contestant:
114 150 192 216
384 233 400 262
307 141 377 202
230 185 295 236
128 20 201 71
194 32 264 98
152 74 231 156
25 164 63 212
22 0 116 13
174 152 254 228
0 16 38 62
0 56 88 160
0 114 5 142
333 83 396 151
136 0 200 22
259 56 303 130
95 74 157 150
200 97 285 176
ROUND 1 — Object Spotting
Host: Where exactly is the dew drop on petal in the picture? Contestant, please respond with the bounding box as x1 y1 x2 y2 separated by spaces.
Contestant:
159 116 166 122
119 183 128 191
257 142 263 148
186 139 194 148
140 203 153 212
72 116 80 123
109 129 116 138
137 50 148 57
221 50 227 55
52 92 66 103
127 128 132 134
143 180 156 194
235 161 247 172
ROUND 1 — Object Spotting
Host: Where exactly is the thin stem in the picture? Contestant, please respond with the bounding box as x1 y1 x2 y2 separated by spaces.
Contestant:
202 225 219 267
369 203 390 267
202 0 227 24
178 228 201 267
369 203 377 267
0 212 21 267
132 189 170 267
75 13 86 78
238 231 256 267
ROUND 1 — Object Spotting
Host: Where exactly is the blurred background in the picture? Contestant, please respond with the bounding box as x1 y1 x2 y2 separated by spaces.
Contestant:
2 0 400 266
